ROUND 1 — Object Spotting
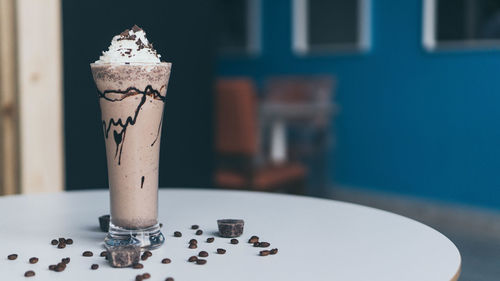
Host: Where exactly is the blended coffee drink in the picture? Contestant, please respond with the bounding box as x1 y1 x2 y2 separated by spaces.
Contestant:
91 25 171 249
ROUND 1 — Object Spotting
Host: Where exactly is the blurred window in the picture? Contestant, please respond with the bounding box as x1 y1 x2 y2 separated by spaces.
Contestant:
292 0 371 54
423 0 500 50
216 0 261 55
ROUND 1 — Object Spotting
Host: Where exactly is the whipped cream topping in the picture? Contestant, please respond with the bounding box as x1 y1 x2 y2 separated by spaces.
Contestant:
95 25 161 64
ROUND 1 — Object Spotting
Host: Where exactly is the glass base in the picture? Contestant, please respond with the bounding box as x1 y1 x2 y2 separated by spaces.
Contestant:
105 222 165 250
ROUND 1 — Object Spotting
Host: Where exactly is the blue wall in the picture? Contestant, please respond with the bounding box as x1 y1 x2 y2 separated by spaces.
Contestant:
217 0 500 209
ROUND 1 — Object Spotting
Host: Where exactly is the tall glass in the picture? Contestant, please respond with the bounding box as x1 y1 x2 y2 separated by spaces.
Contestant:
90 62 171 250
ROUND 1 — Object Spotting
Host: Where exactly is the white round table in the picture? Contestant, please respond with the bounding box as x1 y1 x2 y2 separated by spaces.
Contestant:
0 189 461 281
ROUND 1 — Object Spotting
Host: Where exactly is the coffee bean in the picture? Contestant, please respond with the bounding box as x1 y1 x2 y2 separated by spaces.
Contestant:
260 250 270 256
57 262 66 269
58 237 66 244
270 248 278 255
24 270 35 277
195 259 207 265
57 242 66 249
82 251 93 257
165 277 174 281
142 273 151 279
100 251 107 257
91 264 99 270
161 258 171 264
253 242 259 247
173 231 182 237
29 257 38 264
55 264 65 272
189 239 197 244
248 236 259 243
188 256 198 262
7 254 17 260
48 265 56 271
198 251 208 257
259 242 270 248
195 229 203 235
216 248 226 254
144 251 152 257
230 239 239 244
51 239 58 245
188 243 197 249
62 257 70 264
133 263 144 269
206 237 214 243
66 238 73 245
135 275 144 281
141 254 148 261
191 225 199 230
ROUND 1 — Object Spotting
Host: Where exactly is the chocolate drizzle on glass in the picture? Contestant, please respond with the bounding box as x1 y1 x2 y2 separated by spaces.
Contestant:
98 85 166 165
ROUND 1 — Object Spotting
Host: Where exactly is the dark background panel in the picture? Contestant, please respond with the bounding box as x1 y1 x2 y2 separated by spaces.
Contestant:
63 1 216 190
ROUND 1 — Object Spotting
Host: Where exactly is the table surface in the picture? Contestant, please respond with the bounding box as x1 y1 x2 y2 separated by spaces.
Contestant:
0 189 461 281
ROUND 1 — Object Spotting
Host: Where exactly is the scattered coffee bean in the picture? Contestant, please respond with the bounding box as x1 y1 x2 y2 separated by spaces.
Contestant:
161 258 171 264
144 251 152 257
51 239 58 245
259 242 270 248
165 277 174 281
7 254 17 260
107 245 140 268
195 259 207 265
188 256 198 262
141 254 148 261
189 239 197 244
99 214 110 232
82 251 93 257
135 275 144 281
260 250 270 256
66 238 73 245
29 257 38 264
188 243 197 249
57 242 66 249
270 248 278 255
24 270 35 277
195 229 203 235
191 225 199 230
173 231 182 237
230 238 239 244
48 265 56 270
58 237 66 244
253 242 259 247
248 236 259 243
62 257 70 264
55 263 66 272
100 251 107 257
91 264 99 270
198 251 208 257
216 248 226 254
133 263 144 269
142 273 151 279
206 237 214 243
217 219 244 238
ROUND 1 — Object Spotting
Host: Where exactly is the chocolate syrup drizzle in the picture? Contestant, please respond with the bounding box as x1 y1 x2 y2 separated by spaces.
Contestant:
98 85 166 165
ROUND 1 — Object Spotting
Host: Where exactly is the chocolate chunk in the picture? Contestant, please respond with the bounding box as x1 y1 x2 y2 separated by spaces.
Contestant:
99 215 110 232
188 256 198 262
248 236 259 243
198 251 208 257
206 237 214 243
82 251 93 257
173 231 182 237
91 264 99 270
191 225 199 230
270 248 278 255
132 25 142 32
29 257 38 264
217 219 244 238
161 258 171 264
107 245 141 268
230 239 239 244
216 248 226 254
195 259 207 265
7 254 17 260
195 230 203 235
260 250 270 256
51 239 58 245
133 263 144 269
24 270 35 277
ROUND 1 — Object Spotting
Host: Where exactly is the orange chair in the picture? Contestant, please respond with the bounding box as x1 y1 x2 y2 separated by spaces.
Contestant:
214 78 306 193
